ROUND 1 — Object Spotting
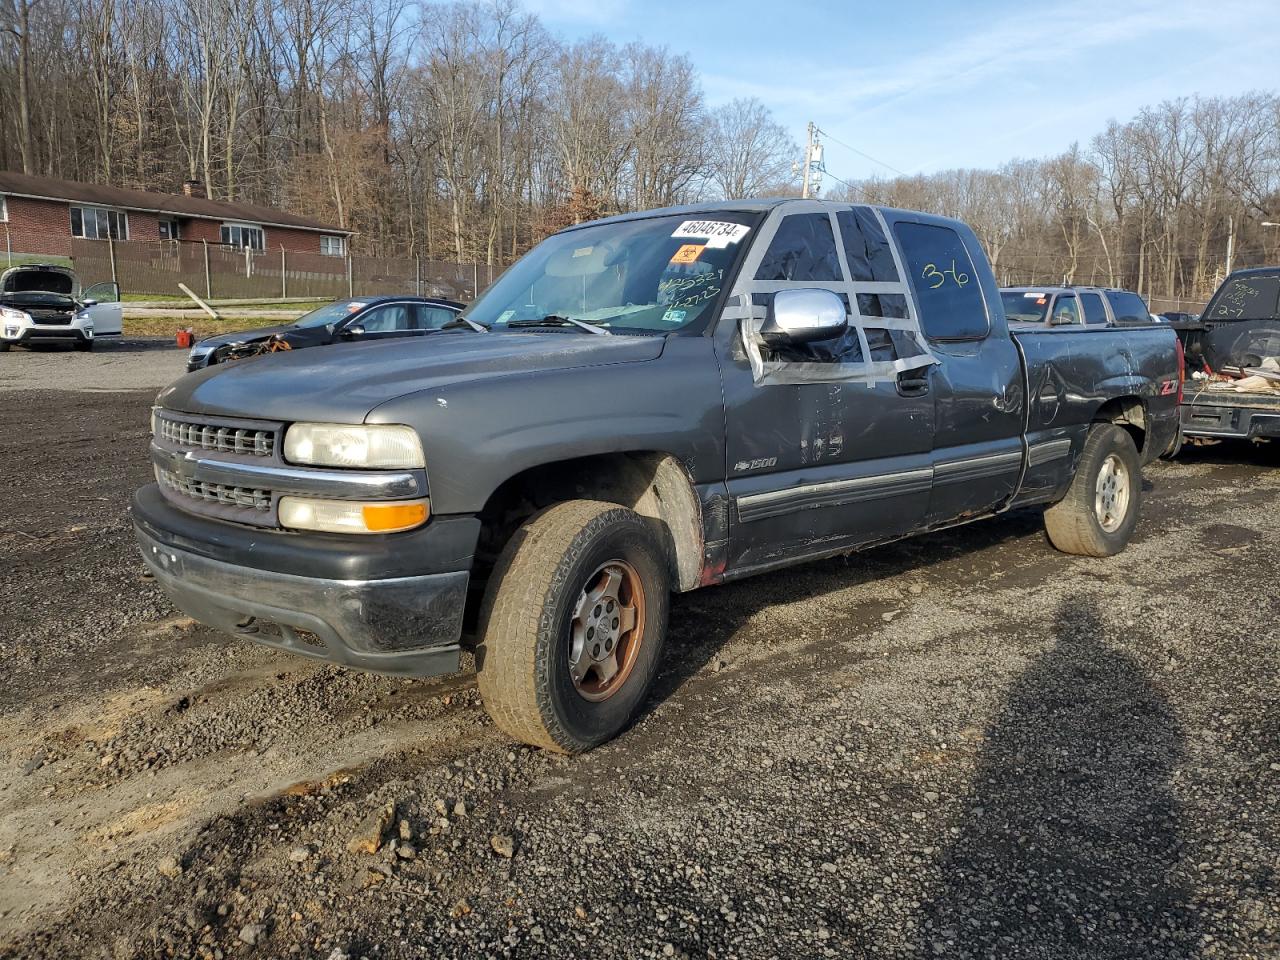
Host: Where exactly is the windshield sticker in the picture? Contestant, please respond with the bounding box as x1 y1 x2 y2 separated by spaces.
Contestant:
347 302 367 311
670 244 704 265
671 220 751 249
572 246 594 258
1022 292 1043 298
661 308 687 324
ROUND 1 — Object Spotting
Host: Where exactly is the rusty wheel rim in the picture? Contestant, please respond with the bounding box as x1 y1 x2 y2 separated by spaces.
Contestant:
568 559 646 703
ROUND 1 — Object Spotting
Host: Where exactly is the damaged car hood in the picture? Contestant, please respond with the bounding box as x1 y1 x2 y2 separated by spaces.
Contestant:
194 324 296 350
158 332 667 421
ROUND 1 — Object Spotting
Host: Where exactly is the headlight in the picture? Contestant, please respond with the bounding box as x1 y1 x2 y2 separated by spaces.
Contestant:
0 307 29 322
278 496 429 534
283 423 424 469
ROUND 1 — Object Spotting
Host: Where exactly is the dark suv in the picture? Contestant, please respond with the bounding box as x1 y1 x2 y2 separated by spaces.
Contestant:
1000 286 1157 327
186 295 463 371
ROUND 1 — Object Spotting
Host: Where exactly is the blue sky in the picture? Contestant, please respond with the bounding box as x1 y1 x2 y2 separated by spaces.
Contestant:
523 0 1277 182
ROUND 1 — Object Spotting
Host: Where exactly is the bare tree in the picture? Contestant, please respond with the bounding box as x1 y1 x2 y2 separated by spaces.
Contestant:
706 97 797 199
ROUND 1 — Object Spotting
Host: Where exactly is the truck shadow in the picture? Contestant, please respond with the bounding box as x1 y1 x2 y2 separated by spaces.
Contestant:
910 596 1199 958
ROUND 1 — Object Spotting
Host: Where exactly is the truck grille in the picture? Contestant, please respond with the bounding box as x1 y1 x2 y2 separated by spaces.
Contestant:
158 416 276 457
156 465 272 511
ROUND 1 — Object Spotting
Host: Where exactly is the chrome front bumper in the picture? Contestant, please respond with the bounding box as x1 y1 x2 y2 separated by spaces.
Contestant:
135 523 467 677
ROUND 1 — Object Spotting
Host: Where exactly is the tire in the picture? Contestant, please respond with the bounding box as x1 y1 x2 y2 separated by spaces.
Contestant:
1044 424 1142 557
0 342 9 352
74 338 93 352
475 500 670 753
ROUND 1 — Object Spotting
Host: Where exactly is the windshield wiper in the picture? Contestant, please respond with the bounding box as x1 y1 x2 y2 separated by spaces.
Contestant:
439 316 490 332
507 314 610 335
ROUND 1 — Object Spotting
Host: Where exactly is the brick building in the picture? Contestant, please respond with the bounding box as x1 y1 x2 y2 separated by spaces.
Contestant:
0 171 351 259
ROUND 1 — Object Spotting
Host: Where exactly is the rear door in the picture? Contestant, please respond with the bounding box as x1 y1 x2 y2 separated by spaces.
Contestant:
892 218 1025 526
415 302 460 331
715 205 935 573
82 281 122 335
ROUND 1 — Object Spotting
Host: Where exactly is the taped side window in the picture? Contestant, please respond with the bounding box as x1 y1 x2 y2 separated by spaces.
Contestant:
838 208 899 283
755 214 842 282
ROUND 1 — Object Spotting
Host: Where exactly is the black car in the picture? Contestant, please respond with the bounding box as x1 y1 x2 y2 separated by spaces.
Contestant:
186 296 464 372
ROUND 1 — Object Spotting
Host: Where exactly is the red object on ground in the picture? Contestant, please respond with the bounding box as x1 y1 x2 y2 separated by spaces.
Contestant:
176 329 193 348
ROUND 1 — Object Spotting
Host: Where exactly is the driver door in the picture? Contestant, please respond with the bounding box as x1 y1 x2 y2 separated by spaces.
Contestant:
346 302 418 342
82 281 122 335
714 209 935 575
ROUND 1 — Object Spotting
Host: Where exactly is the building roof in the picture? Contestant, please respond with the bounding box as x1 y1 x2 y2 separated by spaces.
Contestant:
0 170 350 235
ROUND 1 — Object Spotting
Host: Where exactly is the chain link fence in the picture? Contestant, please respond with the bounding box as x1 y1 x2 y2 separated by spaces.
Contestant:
67 238 499 303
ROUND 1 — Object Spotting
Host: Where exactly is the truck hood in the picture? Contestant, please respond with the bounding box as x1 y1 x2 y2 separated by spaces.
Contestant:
157 331 667 421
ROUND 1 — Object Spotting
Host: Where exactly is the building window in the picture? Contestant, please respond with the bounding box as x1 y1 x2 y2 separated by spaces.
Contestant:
70 205 129 241
221 222 264 252
158 219 180 240
0 195 7 221
320 235 346 257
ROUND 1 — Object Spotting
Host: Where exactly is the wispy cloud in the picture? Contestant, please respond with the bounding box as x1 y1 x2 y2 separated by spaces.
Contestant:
702 0 1267 116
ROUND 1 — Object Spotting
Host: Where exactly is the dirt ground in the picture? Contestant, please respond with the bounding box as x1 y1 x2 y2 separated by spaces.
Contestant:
0 349 1277 959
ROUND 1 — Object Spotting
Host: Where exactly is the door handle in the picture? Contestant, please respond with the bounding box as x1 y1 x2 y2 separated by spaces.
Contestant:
896 370 930 397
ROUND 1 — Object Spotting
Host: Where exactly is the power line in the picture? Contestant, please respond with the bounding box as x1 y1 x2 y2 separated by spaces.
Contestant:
815 127 909 179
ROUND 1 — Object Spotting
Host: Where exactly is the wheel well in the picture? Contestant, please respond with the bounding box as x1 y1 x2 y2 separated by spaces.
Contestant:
473 452 704 594
1093 396 1147 455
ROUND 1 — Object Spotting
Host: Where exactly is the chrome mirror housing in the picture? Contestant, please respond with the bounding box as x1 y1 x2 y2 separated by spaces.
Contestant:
760 288 847 343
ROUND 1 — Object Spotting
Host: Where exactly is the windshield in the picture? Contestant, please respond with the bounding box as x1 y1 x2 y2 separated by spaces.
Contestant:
464 212 761 334
1205 273 1280 322
293 299 371 329
1001 291 1052 322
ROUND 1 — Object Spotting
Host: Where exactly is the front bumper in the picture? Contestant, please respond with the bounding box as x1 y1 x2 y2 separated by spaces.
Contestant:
2 321 92 343
133 484 477 677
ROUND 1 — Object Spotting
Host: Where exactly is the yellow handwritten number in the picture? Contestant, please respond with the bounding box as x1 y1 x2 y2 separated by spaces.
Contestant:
921 259 969 290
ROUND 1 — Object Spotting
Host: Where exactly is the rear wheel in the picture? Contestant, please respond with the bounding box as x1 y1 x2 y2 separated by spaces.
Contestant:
1044 424 1142 557
475 500 669 753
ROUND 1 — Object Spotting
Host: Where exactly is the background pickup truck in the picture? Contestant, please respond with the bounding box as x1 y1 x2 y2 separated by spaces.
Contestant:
133 199 1180 753
1175 266 1280 443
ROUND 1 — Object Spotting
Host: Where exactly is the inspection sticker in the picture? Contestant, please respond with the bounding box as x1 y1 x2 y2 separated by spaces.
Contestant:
671 220 751 249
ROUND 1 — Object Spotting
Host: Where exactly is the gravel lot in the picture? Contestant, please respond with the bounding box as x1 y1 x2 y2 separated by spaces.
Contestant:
0 349 1277 959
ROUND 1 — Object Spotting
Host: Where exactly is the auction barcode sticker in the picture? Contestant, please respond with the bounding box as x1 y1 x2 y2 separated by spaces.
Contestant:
671 221 751 249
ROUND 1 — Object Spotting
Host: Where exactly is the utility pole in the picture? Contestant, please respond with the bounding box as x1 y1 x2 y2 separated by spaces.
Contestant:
801 122 815 199
1225 215 1235 275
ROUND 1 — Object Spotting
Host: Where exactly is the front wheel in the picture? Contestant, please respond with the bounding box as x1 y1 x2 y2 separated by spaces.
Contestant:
475 500 669 753
1044 423 1142 557
74 338 93 352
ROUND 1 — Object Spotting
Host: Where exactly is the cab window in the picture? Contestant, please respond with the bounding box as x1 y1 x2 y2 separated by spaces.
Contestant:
894 222 988 340
1081 293 1108 325
1053 295 1080 325
755 214 842 282
1106 291 1153 326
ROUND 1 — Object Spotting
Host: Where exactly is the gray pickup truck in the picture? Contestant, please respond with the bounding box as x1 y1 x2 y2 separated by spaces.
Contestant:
133 199 1180 752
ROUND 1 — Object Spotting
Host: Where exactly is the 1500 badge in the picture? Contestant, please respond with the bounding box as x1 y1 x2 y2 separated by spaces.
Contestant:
734 457 778 472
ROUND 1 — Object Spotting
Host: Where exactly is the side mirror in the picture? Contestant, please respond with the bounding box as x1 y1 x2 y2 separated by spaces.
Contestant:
342 323 366 339
760 288 847 343
81 299 98 308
